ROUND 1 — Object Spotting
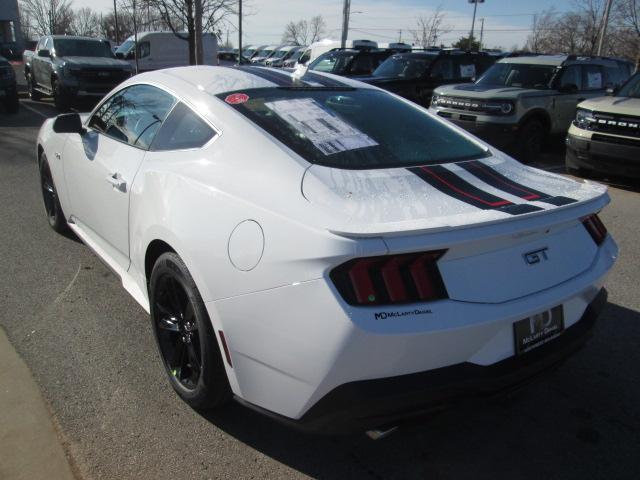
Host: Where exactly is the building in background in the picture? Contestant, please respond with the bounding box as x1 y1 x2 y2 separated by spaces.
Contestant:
0 0 23 58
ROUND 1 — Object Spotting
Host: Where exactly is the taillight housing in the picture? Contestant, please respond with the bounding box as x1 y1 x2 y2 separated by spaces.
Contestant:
582 214 608 245
330 250 448 306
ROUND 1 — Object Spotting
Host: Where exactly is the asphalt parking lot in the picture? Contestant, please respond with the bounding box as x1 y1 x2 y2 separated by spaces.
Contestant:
1 95 640 480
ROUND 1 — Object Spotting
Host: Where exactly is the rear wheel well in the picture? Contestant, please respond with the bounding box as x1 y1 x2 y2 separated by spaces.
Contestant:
520 111 551 133
145 240 176 285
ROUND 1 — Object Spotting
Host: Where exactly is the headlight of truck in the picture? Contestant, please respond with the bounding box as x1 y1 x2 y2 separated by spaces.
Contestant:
482 100 515 115
574 108 594 130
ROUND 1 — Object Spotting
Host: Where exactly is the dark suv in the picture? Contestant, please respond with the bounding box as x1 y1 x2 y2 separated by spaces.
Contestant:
307 48 395 77
0 56 18 113
359 50 497 107
24 35 133 110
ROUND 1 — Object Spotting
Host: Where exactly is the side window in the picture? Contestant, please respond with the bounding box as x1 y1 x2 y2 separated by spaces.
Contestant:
430 58 456 80
88 85 175 149
137 41 150 58
349 54 374 75
558 65 582 90
45 37 53 53
299 49 311 64
582 65 604 91
457 57 477 79
151 102 215 151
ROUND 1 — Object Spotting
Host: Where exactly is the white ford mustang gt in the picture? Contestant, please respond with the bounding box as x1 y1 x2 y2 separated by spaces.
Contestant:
37 66 617 433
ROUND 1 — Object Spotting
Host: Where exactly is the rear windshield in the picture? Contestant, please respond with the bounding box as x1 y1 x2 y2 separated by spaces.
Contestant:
309 52 357 74
55 39 113 58
218 87 489 169
374 54 436 79
477 62 557 89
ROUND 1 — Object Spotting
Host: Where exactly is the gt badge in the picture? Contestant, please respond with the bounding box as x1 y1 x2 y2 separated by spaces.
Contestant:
523 247 549 265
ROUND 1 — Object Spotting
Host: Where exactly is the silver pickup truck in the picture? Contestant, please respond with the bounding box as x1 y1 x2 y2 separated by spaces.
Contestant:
429 55 633 162
24 35 133 110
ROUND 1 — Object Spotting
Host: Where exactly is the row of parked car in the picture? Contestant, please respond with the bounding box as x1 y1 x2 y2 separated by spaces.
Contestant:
275 40 637 177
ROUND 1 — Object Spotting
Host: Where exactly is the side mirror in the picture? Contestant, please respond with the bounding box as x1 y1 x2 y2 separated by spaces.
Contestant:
605 86 617 96
115 51 124 59
559 83 578 94
38 49 50 58
53 113 85 134
126 51 135 60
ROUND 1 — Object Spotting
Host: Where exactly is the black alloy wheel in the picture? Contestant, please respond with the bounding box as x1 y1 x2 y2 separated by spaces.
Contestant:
39 154 68 233
154 274 203 390
150 252 231 409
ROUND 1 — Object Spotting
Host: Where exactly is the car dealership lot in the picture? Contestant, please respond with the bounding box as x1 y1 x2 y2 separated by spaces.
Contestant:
1 102 640 479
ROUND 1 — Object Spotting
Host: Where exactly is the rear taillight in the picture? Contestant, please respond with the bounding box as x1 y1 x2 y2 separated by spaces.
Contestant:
582 214 608 245
330 250 448 306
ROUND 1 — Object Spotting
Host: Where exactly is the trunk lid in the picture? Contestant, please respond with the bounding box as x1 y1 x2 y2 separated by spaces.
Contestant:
303 155 609 303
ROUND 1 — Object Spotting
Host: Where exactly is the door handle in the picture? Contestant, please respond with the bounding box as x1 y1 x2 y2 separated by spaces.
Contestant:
106 172 126 192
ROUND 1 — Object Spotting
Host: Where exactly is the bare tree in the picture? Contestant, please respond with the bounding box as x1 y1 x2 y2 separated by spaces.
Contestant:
151 0 237 64
411 5 450 48
308 15 326 44
525 9 557 52
71 7 100 36
19 0 74 36
282 15 326 45
616 0 640 67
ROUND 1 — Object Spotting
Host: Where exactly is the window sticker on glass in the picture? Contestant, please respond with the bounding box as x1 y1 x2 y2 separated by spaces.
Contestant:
460 64 476 78
264 98 379 155
587 72 602 89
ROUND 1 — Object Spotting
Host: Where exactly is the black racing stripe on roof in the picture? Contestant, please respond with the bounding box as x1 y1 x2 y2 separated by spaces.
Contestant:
237 66 297 86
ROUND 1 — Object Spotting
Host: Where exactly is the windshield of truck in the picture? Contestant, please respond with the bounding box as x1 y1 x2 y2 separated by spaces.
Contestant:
373 54 436 79
256 49 273 58
55 39 113 58
218 87 489 169
115 40 134 56
309 51 357 74
476 62 557 89
617 73 640 98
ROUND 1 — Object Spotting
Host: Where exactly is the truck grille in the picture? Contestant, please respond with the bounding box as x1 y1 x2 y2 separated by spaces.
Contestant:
588 112 640 138
77 69 129 84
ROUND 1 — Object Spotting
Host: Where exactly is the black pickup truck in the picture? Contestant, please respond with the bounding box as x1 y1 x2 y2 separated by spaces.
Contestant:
358 50 497 107
24 35 133 110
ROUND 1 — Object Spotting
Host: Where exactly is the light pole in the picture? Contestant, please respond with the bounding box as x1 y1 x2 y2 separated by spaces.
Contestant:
238 0 242 64
113 0 119 44
468 0 484 50
597 0 613 56
341 0 351 49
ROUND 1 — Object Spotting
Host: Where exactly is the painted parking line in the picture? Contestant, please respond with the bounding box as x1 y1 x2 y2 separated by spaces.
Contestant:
20 102 50 119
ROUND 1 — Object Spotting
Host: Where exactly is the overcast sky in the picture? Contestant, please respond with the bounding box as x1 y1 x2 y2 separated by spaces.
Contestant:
76 0 574 49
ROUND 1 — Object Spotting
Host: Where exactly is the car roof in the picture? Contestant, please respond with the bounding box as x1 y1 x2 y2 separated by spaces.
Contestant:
498 55 566 66
50 35 104 41
135 65 372 98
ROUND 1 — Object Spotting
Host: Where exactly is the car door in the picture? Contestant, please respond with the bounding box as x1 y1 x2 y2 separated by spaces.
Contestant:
32 37 48 87
553 64 582 132
62 84 176 269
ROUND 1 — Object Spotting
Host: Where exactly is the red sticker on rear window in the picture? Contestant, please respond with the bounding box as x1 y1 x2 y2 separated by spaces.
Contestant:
225 93 249 105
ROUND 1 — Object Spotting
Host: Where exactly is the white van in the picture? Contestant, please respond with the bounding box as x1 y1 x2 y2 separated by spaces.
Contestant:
115 31 218 71
296 39 378 66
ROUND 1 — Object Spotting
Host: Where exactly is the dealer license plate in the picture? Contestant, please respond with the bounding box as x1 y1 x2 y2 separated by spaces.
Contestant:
514 306 564 355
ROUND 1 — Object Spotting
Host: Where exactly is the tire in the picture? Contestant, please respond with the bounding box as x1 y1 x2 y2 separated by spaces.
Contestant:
517 119 546 163
38 153 68 233
27 73 42 101
52 79 71 111
150 252 232 410
5 91 19 113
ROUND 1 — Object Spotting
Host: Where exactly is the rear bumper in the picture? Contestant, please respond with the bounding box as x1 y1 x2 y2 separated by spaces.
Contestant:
566 128 640 179
240 288 607 434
